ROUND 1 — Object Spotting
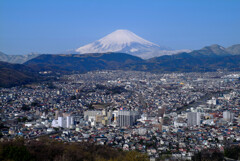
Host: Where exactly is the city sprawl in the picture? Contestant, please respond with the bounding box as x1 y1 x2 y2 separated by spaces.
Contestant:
1 70 240 160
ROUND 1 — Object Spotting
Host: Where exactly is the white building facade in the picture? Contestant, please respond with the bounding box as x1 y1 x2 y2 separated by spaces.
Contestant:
187 112 201 126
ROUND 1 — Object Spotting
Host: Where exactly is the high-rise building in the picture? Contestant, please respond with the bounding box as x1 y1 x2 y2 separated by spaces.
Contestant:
52 116 74 128
223 111 234 122
187 112 201 126
66 116 74 128
117 110 139 127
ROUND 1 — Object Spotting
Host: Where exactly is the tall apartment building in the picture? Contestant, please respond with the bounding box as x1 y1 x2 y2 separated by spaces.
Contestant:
187 112 201 126
223 110 234 122
52 116 74 128
117 110 139 127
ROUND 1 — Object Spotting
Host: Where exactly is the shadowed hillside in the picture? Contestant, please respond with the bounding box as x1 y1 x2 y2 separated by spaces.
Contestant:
0 61 40 87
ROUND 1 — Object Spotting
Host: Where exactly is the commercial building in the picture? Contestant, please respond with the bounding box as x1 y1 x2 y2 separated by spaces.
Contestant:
84 109 113 126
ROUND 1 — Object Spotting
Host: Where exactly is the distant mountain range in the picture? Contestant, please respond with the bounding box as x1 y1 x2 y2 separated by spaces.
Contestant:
24 44 240 73
1 43 240 87
0 29 189 63
0 51 39 64
1 29 239 64
188 44 240 57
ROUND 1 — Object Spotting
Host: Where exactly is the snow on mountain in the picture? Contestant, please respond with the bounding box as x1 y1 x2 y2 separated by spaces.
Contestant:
75 29 190 59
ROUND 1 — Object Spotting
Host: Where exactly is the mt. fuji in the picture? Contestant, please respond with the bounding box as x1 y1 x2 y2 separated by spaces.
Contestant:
75 30 190 59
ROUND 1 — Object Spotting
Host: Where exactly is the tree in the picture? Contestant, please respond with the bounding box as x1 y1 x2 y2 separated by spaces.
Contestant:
1 139 34 161
224 146 240 160
123 151 148 161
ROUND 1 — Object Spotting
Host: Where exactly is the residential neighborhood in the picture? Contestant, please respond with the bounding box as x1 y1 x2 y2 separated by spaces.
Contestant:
1 70 240 160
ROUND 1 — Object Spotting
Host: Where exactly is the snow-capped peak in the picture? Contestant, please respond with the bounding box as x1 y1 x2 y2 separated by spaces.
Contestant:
75 29 162 54
75 29 190 59
97 29 158 47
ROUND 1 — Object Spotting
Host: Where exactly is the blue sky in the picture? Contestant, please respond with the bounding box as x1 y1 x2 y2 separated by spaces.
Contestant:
0 0 240 55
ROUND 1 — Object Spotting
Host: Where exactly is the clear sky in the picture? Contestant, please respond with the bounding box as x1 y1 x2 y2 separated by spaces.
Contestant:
0 0 240 55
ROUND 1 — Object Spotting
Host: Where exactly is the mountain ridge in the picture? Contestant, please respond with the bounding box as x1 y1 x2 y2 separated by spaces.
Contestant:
0 51 40 64
24 44 240 74
1 43 240 87
0 61 40 87
24 52 144 74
